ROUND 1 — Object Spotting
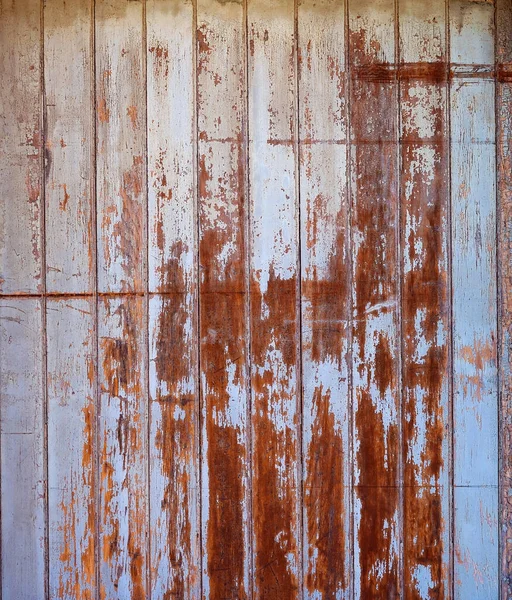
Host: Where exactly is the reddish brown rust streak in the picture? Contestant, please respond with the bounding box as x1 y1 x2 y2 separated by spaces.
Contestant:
252 274 299 599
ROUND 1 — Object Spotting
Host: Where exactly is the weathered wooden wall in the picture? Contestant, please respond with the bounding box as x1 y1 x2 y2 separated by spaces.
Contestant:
0 0 510 598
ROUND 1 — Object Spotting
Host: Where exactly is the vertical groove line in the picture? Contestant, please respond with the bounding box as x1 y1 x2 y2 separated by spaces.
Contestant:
494 1 501 598
142 0 151 597
294 0 304 596
40 0 49 596
395 0 404 598
91 0 101 597
344 0 355 596
243 0 254 596
193 0 203 596
445 0 455 595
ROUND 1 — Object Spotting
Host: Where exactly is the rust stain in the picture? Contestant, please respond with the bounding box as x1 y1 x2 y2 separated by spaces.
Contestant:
59 183 70 211
98 98 110 123
127 105 138 129
401 136 449 597
153 295 196 597
252 273 299 599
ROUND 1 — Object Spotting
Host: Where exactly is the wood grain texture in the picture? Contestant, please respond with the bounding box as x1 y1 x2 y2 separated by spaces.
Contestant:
399 1 451 598
0 0 43 294
146 2 199 599
98 297 148 599
248 0 301 597
450 3 498 596
0 299 46 599
96 0 146 293
349 0 400 597
47 298 97 599
0 2 510 597
197 0 251 596
298 0 351 597
44 0 94 294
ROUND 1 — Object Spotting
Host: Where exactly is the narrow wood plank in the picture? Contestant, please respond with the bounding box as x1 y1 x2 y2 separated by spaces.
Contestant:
497 0 512 594
399 2 450 597
146 1 199 598
298 0 351 597
149 295 199 599
348 0 401 597
0 0 43 294
450 3 498 591
44 0 94 293
0 298 46 598
147 0 195 295
98 297 148 599
47 298 97 599
248 0 301 596
197 0 250 596
96 0 145 293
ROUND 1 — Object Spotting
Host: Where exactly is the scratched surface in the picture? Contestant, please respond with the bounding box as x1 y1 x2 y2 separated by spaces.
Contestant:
0 0 509 598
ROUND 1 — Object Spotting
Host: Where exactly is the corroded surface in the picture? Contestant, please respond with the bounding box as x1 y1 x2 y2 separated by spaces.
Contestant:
0 0 508 598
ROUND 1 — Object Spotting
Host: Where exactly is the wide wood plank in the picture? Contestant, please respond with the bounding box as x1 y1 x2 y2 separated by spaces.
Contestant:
98 297 148 599
298 0 351 597
0 299 46 598
197 0 250 595
399 1 450 598
47 298 97 599
450 3 498 594
96 0 145 293
0 0 43 294
348 0 401 597
44 0 94 293
146 1 199 598
497 0 512 594
248 0 301 596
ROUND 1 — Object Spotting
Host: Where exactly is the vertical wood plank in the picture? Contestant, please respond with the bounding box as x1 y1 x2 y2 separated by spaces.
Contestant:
450 2 498 595
399 2 451 597
44 0 94 294
96 0 145 293
0 299 46 598
0 0 43 293
197 0 251 596
47 298 97 599
348 0 401 597
146 1 200 598
298 0 351 597
98 297 148 599
248 0 301 596
497 0 512 594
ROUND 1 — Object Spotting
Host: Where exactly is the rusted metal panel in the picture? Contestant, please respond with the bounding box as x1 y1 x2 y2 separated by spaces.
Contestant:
349 0 401 597
96 0 146 293
146 1 200 598
298 0 351 597
450 1 498 596
44 0 94 294
497 0 512 595
47 298 97 599
0 0 42 294
0 299 46 598
98 297 149 598
248 0 301 597
399 1 451 598
197 0 251 596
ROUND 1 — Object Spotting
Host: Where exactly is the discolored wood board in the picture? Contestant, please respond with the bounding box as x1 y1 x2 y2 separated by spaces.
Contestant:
146 1 200 598
298 0 351 597
349 0 401 597
399 1 451 597
47 298 97 599
197 0 251 596
0 0 510 598
0 0 43 294
44 0 94 294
